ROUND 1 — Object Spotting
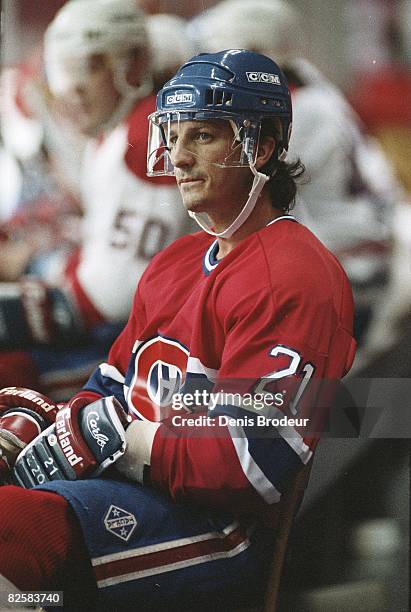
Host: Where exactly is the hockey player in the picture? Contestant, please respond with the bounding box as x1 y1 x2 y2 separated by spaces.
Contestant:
0 50 355 609
0 0 190 396
191 0 401 345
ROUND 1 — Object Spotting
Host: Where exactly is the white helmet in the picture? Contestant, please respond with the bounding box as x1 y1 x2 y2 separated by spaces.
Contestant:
191 0 303 66
44 0 151 106
146 14 194 78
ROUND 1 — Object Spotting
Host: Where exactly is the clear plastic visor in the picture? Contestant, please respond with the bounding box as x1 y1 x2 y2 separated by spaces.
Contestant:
147 110 261 177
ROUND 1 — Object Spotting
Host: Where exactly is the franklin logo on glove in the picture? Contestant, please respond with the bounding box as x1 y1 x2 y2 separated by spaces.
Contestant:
55 408 84 467
0 387 57 415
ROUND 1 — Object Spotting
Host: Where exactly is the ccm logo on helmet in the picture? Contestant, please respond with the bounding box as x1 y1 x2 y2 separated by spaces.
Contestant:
246 72 281 85
166 92 193 105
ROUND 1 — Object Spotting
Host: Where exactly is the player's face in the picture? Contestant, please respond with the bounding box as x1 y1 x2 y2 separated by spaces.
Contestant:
168 120 253 224
55 54 121 136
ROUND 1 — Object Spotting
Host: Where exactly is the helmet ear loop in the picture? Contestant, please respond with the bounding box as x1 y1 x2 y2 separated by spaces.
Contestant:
85 53 152 134
255 131 285 180
111 53 153 100
261 142 288 179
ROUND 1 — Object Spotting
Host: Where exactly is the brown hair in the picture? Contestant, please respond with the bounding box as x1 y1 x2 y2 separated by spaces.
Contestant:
260 119 305 213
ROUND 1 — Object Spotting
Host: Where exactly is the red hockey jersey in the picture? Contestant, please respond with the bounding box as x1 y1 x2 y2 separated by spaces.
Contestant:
79 216 356 512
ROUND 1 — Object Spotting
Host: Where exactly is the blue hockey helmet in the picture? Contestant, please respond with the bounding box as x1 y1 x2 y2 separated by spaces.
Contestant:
147 49 292 176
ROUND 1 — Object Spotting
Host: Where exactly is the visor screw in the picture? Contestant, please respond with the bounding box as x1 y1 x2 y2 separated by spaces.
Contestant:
261 98 268 105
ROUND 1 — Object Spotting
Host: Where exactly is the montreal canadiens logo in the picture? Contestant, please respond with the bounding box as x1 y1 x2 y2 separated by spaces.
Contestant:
127 336 189 421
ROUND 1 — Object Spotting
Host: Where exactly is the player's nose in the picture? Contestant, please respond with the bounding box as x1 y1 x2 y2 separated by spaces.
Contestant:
170 140 195 169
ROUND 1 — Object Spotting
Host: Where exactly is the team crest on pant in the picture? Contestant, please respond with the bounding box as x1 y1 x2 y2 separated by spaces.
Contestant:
126 336 189 421
104 505 138 542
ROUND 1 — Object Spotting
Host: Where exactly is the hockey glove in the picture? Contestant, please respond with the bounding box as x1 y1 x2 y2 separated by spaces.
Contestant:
0 386 58 483
13 395 130 488
0 277 84 349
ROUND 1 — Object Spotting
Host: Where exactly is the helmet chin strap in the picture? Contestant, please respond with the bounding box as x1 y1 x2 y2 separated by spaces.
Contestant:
188 163 269 239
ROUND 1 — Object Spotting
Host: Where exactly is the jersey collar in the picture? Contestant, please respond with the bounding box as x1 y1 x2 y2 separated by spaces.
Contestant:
203 240 220 276
202 215 297 276
266 214 297 227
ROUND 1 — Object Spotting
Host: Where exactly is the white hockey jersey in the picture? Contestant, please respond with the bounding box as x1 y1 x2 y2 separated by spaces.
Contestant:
288 60 399 300
60 96 190 327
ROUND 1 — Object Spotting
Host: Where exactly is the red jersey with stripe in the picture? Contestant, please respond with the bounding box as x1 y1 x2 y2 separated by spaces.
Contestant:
80 216 356 513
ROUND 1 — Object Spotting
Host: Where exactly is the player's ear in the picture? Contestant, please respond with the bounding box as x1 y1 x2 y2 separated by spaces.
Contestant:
255 136 276 171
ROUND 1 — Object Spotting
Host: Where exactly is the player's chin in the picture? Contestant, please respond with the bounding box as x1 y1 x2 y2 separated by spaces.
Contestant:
179 191 199 209
183 197 209 214
183 185 211 209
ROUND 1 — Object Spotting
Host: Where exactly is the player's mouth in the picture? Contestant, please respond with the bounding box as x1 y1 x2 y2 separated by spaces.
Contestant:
178 177 204 186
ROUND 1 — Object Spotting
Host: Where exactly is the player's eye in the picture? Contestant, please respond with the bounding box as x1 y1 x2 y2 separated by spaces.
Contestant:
168 134 178 147
195 131 213 143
